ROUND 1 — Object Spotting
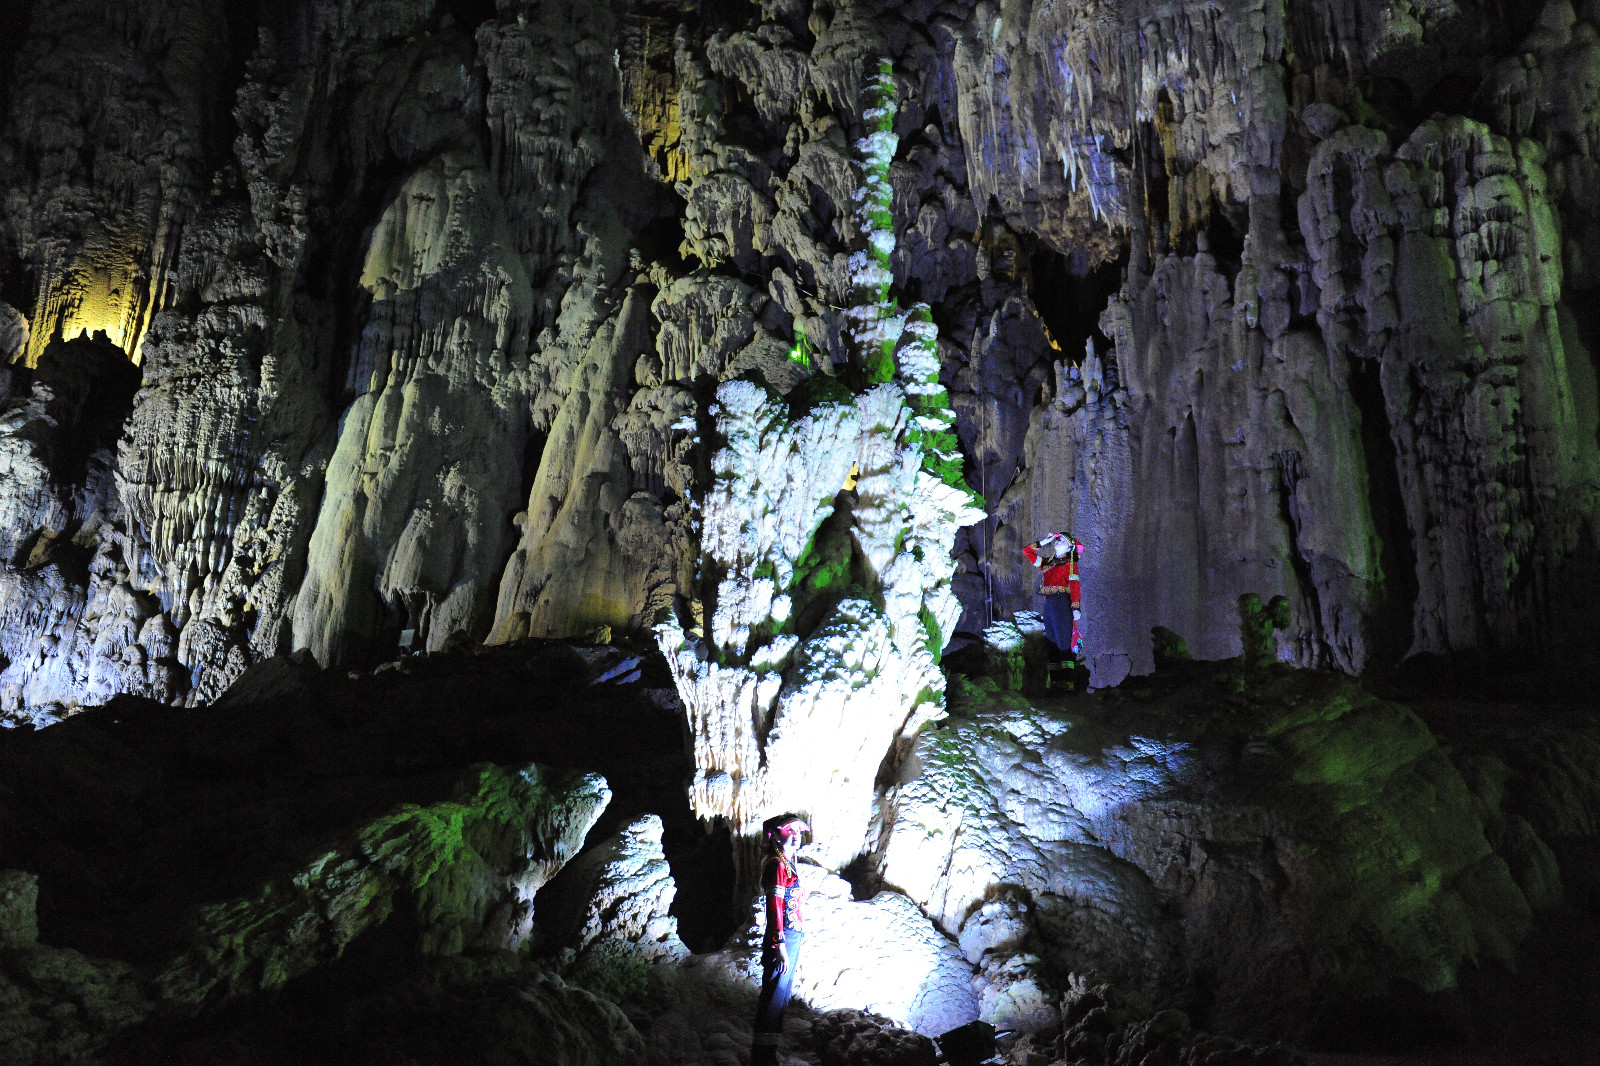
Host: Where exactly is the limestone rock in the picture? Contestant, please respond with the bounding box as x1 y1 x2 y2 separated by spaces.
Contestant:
0 870 38 947
0 0 1586 718
950 1 1600 686
0 635 724 1059
0 335 179 721
1299 114 1600 660
881 670 1535 1037
540 813 690 997
659 380 979 868
157 762 611 1010
811 1009 938 1066
787 871 979 1038
490 278 669 644
292 150 532 662
958 891 1059 1034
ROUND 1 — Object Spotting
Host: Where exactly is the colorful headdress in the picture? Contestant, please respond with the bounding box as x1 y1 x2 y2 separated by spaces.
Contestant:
763 814 811 845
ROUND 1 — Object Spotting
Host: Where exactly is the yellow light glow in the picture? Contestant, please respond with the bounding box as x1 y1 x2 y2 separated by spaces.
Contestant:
22 232 152 367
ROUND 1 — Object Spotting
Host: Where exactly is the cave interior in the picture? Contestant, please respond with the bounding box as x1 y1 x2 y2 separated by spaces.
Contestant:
0 0 1599 1064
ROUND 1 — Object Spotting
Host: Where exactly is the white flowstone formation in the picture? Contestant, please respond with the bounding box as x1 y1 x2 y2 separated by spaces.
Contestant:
655 56 982 879
658 377 981 869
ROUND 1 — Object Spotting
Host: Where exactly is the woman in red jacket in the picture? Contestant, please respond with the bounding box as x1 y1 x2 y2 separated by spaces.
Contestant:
1023 532 1082 655
752 815 810 1065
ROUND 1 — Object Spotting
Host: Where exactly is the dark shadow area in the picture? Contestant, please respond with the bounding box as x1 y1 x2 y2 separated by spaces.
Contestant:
1201 204 1246 282
937 637 987 682
1309 980 1476 1053
699 0 760 36
0 639 721 970
1416 69 1485 125
581 108 687 238
1027 245 1123 366
28 331 143 485
785 486 874 639
838 852 883 902
1366 2 1542 117
1450 901 1600 1063
0 0 33 119
1 333 141 579
1312 694 1600 1062
633 212 689 273
439 0 499 32
1274 451 1326 667
0 257 29 325
1286 3 1541 139
101 897 433 1066
1372 649 1600 708
517 425 549 507
201 0 264 174
1564 303 1600 455
1347 356 1418 670
1359 74 1444 134
1139 115 1171 258
314 155 418 411
662 816 737 951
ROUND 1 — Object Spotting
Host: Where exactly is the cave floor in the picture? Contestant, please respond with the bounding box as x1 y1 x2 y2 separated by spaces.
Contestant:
4 644 1598 1065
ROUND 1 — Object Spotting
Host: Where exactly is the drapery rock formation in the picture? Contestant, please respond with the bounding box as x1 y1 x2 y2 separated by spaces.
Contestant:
972 0 1600 684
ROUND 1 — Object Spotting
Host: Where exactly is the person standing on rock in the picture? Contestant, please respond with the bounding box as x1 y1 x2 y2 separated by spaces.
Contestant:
752 814 810 1065
1023 532 1083 657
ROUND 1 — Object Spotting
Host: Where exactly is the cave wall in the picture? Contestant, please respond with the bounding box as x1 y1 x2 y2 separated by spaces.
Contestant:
961 0 1600 684
0 0 1598 722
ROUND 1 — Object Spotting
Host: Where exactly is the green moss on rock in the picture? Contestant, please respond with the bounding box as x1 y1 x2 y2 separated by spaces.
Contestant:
895 665 1541 1032
157 763 610 1010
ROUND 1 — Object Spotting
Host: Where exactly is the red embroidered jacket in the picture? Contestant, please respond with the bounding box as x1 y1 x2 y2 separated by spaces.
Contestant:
1023 540 1082 601
763 855 804 948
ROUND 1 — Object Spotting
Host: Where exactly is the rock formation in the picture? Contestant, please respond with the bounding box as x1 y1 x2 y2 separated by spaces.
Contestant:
0 641 1593 1064
883 667 1540 1037
3 0 1600 1062
0 0 1593 720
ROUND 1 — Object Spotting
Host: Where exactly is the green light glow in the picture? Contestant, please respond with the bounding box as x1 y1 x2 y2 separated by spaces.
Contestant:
789 324 813 370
